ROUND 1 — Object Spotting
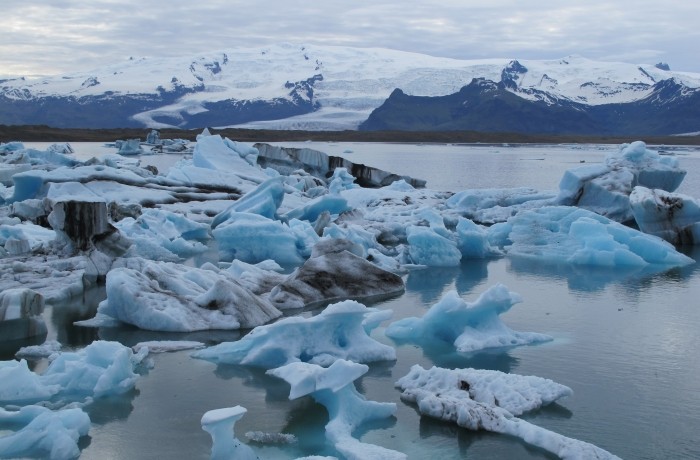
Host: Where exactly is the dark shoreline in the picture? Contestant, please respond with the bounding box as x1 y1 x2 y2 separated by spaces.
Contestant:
2 124 699 145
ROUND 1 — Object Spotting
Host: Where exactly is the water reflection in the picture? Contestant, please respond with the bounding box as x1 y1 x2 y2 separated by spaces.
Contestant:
505 257 686 293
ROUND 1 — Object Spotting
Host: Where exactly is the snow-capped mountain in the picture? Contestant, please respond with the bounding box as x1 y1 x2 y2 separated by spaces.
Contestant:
1 43 699 134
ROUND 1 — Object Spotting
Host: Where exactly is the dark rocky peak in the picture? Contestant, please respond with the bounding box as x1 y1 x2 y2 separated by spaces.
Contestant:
81 76 100 88
501 60 528 90
655 62 670 71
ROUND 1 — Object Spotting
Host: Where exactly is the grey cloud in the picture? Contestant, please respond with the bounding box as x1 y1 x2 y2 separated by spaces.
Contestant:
2 0 699 75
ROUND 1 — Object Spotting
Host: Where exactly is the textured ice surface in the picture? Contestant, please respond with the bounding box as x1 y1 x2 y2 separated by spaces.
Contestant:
193 300 396 368
556 141 686 222
201 406 257 460
0 341 144 405
90 258 281 332
0 405 90 460
269 244 404 309
386 284 551 352
269 360 405 460
630 186 700 245
396 365 620 460
489 205 694 267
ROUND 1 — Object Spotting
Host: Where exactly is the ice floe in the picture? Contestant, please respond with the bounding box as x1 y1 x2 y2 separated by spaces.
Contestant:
396 365 620 459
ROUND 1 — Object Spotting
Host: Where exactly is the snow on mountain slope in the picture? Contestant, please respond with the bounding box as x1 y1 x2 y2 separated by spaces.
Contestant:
2 43 699 130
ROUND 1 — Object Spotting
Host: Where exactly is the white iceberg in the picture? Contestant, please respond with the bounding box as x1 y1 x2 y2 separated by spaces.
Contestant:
269 360 405 460
114 208 210 261
192 299 396 368
386 284 551 352
556 141 686 223
396 365 620 460
90 258 282 332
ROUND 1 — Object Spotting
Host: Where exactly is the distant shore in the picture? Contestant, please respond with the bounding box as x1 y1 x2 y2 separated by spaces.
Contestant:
2 124 699 146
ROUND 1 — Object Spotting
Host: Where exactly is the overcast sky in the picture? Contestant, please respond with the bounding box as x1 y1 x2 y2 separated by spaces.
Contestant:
2 0 699 77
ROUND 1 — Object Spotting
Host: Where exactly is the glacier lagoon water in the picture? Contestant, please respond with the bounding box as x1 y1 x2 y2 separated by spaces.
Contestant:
9 141 700 459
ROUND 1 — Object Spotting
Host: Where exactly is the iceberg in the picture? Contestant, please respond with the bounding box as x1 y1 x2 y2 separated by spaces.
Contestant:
489 206 694 267
446 187 556 224
212 212 316 265
396 365 620 460
630 186 700 245
211 176 286 225
0 340 144 405
405 225 461 267
90 258 282 332
556 141 686 223
268 239 404 310
201 406 257 460
192 299 396 368
268 360 405 460
0 406 90 460
386 284 551 352
0 288 47 343
114 208 210 261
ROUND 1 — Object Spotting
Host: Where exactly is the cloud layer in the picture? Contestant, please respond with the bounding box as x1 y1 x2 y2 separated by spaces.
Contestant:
2 0 699 76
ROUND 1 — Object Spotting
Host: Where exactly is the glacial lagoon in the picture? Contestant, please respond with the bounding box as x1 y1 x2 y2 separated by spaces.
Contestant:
4 141 700 459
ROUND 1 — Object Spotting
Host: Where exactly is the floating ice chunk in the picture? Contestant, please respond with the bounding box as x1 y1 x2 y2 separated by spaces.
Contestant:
131 341 205 354
396 365 620 460
193 300 396 368
406 225 461 267
115 208 210 260
0 221 56 254
455 218 500 259
0 141 25 153
0 405 90 460
212 212 315 265
245 431 296 444
322 224 380 257
386 285 551 352
15 340 62 359
212 177 285 227
283 191 352 222
556 141 686 222
447 187 555 224
47 143 75 154
268 242 404 310
117 139 143 155
630 186 700 245
269 360 405 460
328 167 358 194
490 206 694 267
201 406 257 460
194 135 267 183
91 258 281 332
0 341 143 405
225 259 287 295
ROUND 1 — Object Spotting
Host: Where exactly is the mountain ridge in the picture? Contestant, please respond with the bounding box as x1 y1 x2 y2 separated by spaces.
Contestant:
1 44 699 133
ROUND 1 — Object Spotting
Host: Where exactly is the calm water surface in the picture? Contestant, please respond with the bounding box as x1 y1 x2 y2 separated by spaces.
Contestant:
11 142 700 459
